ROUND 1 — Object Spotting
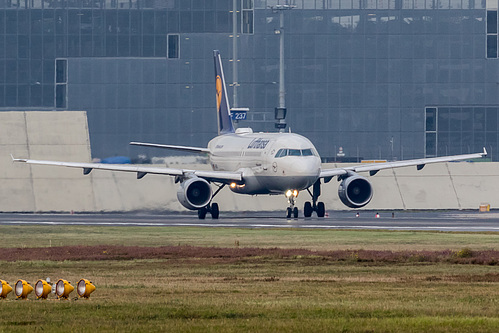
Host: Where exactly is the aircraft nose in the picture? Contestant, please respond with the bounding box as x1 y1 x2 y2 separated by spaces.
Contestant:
287 157 321 176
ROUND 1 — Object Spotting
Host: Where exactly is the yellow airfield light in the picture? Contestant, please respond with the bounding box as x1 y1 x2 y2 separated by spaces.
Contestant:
1 280 13 299
35 280 52 299
15 280 33 299
77 279 96 298
55 279 74 299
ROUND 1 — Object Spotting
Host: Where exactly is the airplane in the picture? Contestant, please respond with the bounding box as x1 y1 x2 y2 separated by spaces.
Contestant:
13 50 487 219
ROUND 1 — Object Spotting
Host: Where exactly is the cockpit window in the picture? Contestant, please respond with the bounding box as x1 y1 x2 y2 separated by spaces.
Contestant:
302 149 313 156
275 148 317 158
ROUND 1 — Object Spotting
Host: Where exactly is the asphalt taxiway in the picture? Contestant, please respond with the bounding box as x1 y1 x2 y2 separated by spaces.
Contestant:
1 210 499 232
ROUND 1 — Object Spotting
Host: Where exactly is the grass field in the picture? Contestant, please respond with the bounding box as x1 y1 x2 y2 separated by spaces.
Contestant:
1 226 499 332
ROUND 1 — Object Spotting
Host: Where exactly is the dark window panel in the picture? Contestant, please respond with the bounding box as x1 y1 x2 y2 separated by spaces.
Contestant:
486 35 497 58
56 59 67 83
56 84 67 108
487 10 497 34
92 10 105 34
426 108 437 131
425 132 437 156
204 10 215 32
43 60 55 83
474 107 486 131
242 10 253 34
17 10 28 34
438 107 449 131
167 34 179 58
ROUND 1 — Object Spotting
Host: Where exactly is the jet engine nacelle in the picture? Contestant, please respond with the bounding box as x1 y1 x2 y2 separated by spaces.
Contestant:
176 177 212 210
338 173 373 208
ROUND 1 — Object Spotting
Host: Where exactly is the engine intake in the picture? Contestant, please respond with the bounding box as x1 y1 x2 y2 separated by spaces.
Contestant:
338 173 373 208
176 177 212 210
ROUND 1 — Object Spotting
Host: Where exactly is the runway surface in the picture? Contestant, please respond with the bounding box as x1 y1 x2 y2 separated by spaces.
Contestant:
1 210 499 232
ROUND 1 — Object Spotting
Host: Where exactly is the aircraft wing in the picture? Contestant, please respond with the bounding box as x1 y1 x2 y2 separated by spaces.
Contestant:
130 142 210 154
12 157 242 184
320 148 487 179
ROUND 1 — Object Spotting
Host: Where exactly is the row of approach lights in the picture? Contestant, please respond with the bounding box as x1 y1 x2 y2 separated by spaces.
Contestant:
0 278 95 300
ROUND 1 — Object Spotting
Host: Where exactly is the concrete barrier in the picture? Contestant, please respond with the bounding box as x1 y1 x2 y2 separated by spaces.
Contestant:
1 111 497 213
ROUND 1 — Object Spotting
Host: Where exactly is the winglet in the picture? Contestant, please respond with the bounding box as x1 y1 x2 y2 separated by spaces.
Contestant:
213 50 235 135
483 147 488 156
11 154 27 163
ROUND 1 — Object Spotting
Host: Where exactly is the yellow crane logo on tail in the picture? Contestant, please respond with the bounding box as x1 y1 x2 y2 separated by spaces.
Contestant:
216 75 223 111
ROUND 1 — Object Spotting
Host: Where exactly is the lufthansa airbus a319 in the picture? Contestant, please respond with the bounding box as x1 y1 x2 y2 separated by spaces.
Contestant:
13 51 487 219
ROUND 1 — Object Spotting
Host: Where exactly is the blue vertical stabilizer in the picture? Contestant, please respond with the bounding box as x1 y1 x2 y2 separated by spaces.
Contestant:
213 50 235 135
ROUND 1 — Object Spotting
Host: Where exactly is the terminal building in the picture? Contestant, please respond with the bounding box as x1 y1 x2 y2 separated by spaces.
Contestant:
0 0 497 161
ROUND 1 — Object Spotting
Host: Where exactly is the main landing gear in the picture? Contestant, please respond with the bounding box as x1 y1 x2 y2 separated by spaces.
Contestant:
303 179 326 218
197 184 225 220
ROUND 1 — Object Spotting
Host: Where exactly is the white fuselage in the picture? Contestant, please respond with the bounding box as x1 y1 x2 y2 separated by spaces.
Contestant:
207 129 321 195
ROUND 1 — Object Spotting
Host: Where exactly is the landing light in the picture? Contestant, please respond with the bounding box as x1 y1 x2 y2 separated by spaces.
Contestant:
15 280 33 299
35 279 52 299
56 279 74 300
230 182 236 188
77 279 96 298
1 280 12 299
286 190 299 198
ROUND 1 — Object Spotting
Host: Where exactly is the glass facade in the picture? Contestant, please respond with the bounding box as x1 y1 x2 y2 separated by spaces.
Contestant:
0 0 497 161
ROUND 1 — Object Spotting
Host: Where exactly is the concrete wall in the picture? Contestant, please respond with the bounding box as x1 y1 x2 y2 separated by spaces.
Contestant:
1 111 497 213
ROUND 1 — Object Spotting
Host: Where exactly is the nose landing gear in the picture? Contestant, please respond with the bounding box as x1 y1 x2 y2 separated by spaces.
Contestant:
285 189 299 218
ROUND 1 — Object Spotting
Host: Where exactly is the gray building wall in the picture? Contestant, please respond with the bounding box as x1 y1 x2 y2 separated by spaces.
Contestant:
0 0 497 161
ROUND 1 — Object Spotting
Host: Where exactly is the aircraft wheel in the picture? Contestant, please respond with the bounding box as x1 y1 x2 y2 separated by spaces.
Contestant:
293 207 298 218
317 202 325 218
198 207 207 220
211 203 219 219
286 207 292 218
304 202 313 217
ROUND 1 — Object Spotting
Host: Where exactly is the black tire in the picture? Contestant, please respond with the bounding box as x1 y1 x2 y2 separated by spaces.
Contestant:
293 207 298 218
286 207 292 218
198 207 207 219
211 203 219 219
304 202 313 217
317 202 325 217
